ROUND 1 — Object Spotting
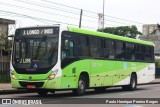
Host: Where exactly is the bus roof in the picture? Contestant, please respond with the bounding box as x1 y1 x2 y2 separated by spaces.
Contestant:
67 26 154 46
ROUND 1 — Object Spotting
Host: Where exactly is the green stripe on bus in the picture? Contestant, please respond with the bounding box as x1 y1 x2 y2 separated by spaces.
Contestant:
68 27 154 46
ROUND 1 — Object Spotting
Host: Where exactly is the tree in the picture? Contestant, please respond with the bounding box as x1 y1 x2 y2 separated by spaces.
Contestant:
0 32 6 55
0 31 13 56
98 25 142 38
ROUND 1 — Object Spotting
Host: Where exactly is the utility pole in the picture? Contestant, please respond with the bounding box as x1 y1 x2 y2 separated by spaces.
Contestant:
79 9 83 28
98 13 103 30
103 0 105 29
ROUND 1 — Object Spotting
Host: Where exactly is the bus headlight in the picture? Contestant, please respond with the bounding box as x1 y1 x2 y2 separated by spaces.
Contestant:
11 74 17 79
48 74 56 79
48 69 59 80
10 71 17 79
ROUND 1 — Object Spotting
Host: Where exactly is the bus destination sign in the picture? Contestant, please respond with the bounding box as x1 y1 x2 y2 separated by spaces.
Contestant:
22 28 54 36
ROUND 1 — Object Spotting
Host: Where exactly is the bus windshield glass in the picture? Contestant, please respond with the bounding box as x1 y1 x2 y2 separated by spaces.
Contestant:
13 27 59 70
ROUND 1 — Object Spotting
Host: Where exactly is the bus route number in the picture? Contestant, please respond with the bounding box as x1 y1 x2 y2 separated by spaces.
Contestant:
20 58 31 64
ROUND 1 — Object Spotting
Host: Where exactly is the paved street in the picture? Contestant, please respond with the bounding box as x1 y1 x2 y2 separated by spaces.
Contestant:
0 84 160 107
1 84 160 98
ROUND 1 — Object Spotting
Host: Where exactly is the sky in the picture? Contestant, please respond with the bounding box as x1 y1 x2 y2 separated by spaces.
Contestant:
0 0 160 34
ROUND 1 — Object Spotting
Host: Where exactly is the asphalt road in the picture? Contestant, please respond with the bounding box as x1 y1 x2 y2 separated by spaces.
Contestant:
0 84 160 107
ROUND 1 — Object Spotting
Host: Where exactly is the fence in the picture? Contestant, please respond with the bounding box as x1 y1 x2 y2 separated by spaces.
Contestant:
0 56 10 83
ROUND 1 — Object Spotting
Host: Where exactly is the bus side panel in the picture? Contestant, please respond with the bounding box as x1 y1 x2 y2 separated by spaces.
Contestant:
113 62 155 85
137 63 155 84
90 59 115 87
113 61 130 86
60 59 91 89
60 59 155 89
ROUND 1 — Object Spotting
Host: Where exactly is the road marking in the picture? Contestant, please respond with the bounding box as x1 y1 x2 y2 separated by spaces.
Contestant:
120 92 141 96
124 105 143 107
0 105 9 106
42 100 62 104
77 87 160 98
120 87 160 96
0 104 17 107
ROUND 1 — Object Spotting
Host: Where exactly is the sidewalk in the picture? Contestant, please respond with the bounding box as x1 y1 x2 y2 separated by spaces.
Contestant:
0 79 160 94
0 83 30 94
150 78 160 84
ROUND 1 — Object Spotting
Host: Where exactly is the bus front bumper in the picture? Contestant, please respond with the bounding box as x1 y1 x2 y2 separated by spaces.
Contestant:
11 77 61 89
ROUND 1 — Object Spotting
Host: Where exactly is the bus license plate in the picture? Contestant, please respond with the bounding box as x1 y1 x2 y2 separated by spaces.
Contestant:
27 85 36 89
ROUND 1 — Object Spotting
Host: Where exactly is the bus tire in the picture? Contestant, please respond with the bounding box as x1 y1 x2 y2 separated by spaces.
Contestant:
122 74 137 91
129 74 137 91
37 89 48 96
73 75 86 96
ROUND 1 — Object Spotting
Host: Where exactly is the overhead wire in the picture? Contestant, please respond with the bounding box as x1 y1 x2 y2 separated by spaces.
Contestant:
0 0 143 30
0 10 78 26
0 10 98 29
0 2 100 24
15 0 143 25
13 0 81 15
36 0 143 25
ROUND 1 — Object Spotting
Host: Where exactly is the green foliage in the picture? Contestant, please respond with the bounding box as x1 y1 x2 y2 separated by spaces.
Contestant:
98 25 142 38
0 32 13 51
156 59 160 68
0 32 6 50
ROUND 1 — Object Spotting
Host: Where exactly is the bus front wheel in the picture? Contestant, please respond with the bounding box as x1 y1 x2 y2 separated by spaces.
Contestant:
73 75 86 96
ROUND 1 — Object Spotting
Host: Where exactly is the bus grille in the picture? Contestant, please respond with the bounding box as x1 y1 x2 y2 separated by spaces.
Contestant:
19 81 44 88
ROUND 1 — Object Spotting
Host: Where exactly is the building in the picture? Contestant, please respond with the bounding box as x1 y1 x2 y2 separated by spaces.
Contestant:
0 18 15 37
141 24 160 55
142 24 158 36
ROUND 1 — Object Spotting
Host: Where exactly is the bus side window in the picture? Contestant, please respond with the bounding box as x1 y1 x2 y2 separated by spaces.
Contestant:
104 39 115 59
126 43 135 61
115 41 125 60
69 41 74 57
62 39 74 60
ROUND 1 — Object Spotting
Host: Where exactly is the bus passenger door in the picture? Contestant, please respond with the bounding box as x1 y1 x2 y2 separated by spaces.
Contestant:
61 32 79 89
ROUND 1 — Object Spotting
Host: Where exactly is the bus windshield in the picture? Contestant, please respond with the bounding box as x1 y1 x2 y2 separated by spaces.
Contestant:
13 36 58 69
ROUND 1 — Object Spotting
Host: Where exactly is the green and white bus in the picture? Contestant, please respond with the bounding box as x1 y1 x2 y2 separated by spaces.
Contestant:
11 25 155 96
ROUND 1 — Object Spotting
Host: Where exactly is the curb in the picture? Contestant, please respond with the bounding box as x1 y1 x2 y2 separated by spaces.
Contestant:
0 89 33 95
149 82 160 84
